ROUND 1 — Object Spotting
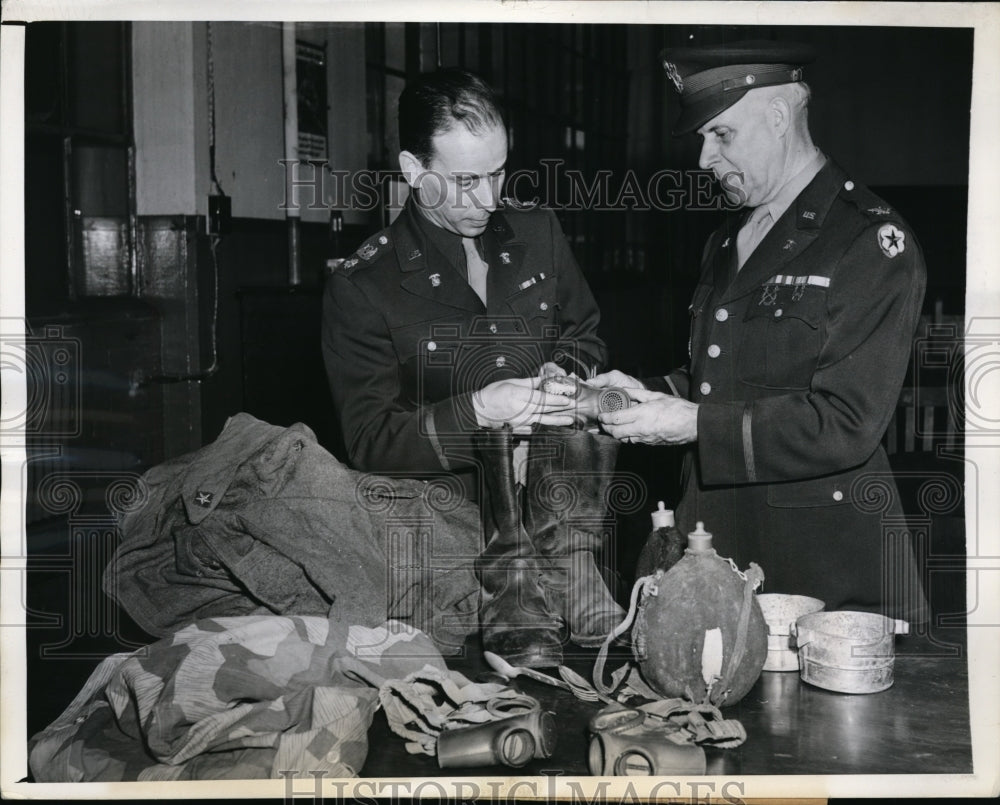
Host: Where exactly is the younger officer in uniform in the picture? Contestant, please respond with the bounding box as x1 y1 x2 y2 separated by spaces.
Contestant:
595 42 927 620
323 69 624 666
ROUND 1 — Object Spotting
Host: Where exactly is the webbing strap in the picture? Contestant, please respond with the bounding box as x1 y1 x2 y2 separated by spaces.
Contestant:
711 562 764 706
593 573 657 695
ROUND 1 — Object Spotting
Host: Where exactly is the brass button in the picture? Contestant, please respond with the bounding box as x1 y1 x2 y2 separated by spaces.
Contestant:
496 356 506 368
427 341 437 352
539 302 549 311
707 344 721 358
774 309 783 318
715 308 729 322
489 323 498 334
700 382 712 395
833 490 844 502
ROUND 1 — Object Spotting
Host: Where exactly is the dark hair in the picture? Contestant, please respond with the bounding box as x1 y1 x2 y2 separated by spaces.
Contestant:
398 68 506 165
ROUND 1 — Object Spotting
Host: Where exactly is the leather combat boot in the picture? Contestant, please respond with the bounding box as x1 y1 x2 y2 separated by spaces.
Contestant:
524 424 626 648
473 426 564 668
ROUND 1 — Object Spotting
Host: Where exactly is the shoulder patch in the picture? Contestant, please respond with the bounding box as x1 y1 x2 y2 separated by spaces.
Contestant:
501 196 538 211
877 223 906 258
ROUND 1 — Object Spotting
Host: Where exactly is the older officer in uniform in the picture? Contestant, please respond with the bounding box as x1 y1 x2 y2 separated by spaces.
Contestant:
323 68 624 666
595 42 927 620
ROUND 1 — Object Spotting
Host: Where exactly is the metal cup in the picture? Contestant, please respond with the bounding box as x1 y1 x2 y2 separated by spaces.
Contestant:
757 593 825 671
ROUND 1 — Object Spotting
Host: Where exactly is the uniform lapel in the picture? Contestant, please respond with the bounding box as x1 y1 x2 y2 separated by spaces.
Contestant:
482 210 527 312
711 214 744 295
394 202 485 312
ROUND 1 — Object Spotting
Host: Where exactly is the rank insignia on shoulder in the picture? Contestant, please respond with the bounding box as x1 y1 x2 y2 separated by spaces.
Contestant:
359 242 379 260
501 196 537 210
868 206 893 216
194 490 214 507
877 223 905 258
342 257 359 270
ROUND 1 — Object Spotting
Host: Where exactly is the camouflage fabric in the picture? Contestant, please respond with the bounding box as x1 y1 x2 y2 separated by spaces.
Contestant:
104 413 482 655
29 616 520 781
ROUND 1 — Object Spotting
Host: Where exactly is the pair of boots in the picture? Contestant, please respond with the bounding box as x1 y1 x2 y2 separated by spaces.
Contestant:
474 424 626 668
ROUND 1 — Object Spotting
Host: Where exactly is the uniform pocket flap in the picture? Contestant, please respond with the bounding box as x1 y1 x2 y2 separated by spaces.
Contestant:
389 317 459 360
745 283 826 328
505 274 557 319
766 470 859 508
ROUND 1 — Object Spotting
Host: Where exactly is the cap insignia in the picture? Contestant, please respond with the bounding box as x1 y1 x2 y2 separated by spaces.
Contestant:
663 60 684 93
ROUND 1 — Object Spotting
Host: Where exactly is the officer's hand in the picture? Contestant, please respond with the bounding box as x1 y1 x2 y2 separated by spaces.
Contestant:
473 376 576 430
589 370 646 391
598 388 698 445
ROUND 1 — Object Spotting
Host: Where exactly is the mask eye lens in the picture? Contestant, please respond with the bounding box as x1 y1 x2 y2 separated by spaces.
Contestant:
615 750 654 775
498 729 535 767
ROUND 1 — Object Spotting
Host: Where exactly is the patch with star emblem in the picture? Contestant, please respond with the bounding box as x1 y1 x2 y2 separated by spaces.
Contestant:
194 490 214 507
877 224 905 258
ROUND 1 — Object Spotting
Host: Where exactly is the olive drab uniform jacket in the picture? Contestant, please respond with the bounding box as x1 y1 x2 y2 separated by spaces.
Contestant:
322 198 606 485
647 161 928 619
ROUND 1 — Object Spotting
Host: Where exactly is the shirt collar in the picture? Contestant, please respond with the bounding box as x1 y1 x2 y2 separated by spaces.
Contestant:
758 149 827 224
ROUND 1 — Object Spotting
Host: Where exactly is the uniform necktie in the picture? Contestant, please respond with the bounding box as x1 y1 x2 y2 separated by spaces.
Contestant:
462 236 489 306
736 206 773 269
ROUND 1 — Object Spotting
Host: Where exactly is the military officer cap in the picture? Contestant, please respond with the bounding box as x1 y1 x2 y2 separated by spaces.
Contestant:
660 40 816 135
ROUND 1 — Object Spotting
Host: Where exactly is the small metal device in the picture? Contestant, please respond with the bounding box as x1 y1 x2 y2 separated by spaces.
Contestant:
587 705 706 776
436 696 556 769
541 375 635 426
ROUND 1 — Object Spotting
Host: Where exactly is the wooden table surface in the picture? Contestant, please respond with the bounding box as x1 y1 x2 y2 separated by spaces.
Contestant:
360 629 972 778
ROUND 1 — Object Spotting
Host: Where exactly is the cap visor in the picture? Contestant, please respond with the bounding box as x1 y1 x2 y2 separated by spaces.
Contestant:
671 88 751 136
